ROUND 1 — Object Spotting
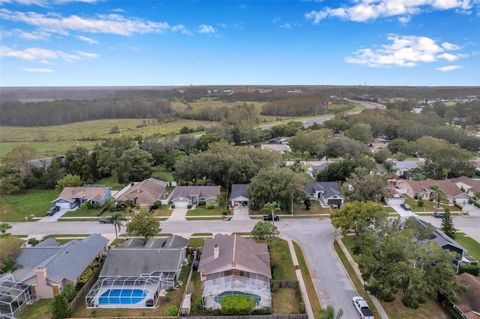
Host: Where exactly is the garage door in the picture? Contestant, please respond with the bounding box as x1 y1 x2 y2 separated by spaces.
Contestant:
387 198 405 206
56 202 71 209
174 200 190 208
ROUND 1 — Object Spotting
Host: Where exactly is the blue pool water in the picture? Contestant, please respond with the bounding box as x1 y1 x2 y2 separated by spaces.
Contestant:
98 289 147 305
214 291 261 305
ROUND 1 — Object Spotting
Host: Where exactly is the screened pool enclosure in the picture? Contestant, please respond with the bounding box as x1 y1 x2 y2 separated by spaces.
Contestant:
0 274 34 319
86 272 177 309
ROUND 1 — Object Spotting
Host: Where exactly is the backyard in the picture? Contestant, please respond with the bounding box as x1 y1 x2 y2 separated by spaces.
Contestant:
0 188 58 222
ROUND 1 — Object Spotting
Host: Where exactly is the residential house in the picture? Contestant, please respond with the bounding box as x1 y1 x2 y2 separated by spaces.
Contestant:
85 236 188 309
198 234 272 310
452 176 480 198
28 155 65 170
170 185 221 208
0 273 34 319
229 184 249 207
13 234 108 299
115 178 171 207
306 162 330 178
395 179 469 205
369 138 389 153
52 185 112 210
305 182 344 208
260 144 291 153
391 159 423 177
453 273 480 319
269 136 290 145
384 187 405 206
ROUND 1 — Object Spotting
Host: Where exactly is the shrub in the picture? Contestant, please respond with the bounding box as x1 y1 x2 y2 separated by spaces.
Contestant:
27 238 40 246
187 204 193 209
206 204 214 210
165 305 178 316
459 263 480 276
62 284 76 302
417 198 424 207
51 293 71 319
171 204 175 209
220 295 255 315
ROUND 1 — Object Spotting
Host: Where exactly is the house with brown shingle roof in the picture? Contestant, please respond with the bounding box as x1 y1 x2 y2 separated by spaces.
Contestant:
115 178 170 207
395 179 469 205
198 234 272 310
52 185 111 209
452 176 480 198
454 273 480 319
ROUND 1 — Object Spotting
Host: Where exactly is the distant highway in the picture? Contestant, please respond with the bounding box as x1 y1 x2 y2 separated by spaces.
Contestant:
257 99 385 130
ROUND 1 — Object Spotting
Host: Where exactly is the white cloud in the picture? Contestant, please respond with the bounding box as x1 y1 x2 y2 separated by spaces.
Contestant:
398 16 411 24
306 0 473 23
1 28 50 40
436 65 462 71
345 35 464 67
21 67 54 72
171 24 192 35
0 45 98 63
0 9 190 36
198 24 215 34
76 35 97 44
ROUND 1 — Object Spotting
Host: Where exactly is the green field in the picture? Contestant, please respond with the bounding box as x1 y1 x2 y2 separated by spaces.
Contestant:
0 118 217 158
0 188 58 222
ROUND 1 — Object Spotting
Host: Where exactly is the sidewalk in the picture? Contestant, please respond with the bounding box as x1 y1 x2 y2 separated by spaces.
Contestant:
285 237 315 319
336 235 389 319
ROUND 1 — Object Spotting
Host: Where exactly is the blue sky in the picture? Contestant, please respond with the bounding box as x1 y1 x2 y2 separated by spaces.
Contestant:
0 0 479 86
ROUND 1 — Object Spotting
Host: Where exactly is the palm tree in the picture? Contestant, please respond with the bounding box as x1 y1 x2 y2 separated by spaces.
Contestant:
321 305 343 319
261 202 281 225
430 186 444 209
110 212 125 239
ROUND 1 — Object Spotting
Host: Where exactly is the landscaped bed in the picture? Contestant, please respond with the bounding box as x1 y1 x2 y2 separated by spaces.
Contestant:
0 188 58 222
405 198 461 212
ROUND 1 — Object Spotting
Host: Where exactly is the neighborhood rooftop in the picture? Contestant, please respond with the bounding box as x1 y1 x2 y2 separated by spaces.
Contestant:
54 185 110 204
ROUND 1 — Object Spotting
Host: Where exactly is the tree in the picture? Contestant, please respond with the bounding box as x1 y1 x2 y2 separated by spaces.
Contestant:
51 293 70 319
220 295 255 315
0 173 25 194
248 168 305 211
252 221 279 242
41 158 64 189
303 197 311 210
56 174 82 191
441 208 456 239
417 197 424 207
111 212 125 239
117 147 153 183
429 186 444 209
321 137 370 160
0 223 12 234
261 202 281 222
373 149 390 164
109 125 120 134
321 305 343 319
65 146 96 182
331 201 384 237
345 123 373 144
127 209 161 242
289 129 331 157
343 167 387 202
1 145 36 173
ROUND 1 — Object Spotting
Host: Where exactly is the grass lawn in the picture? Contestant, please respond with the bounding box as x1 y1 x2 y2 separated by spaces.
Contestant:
272 288 299 314
0 188 58 222
455 232 480 261
18 299 52 319
405 198 460 212
62 206 105 217
0 140 96 159
189 237 205 248
382 206 396 213
97 175 124 190
293 242 321 317
381 297 449 319
186 206 225 216
151 205 172 217
269 238 296 281
290 201 331 215
152 165 175 182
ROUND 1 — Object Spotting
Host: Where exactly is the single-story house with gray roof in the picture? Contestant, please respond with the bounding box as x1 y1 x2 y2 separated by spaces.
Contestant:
13 234 108 299
229 184 249 207
170 185 221 208
306 182 344 208
86 236 188 309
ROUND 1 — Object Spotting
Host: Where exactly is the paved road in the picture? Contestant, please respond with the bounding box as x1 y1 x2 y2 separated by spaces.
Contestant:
280 219 359 319
419 215 480 242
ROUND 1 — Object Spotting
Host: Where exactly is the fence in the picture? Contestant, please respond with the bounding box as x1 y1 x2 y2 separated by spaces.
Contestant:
183 315 308 319
69 258 103 313
270 280 298 289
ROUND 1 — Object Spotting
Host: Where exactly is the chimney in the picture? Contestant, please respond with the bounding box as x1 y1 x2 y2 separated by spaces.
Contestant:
36 267 48 285
213 244 219 259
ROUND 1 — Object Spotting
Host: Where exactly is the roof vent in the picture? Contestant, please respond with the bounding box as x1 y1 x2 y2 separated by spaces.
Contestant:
214 244 219 259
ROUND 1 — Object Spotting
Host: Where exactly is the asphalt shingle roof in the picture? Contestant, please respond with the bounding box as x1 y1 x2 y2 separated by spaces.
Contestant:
305 182 341 199
229 184 249 200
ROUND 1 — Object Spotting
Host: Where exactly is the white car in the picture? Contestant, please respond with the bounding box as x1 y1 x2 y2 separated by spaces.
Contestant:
352 296 374 319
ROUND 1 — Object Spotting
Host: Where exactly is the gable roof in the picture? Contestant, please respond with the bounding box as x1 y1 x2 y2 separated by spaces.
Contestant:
456 273 480 319
171 186 221 201
393 160 421 171
14 234 108 284
260 144 291 152
116 178 168 205
416 219 465 252
99 236 188 277
452 176 480 193
305 182 342 199
53 186 110 204
230 184 249 201
401 180 464 197
198 234 271 278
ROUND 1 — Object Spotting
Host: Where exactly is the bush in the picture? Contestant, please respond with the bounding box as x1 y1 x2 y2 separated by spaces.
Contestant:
51 293 71 319
459 263 480 276
62 284 76 302
220 295 255 315
171 204 175 209
150 201 161 210
165 305 178 316
417 198 424 207
206 204 214 209
187 204 192 209
27 238 40 246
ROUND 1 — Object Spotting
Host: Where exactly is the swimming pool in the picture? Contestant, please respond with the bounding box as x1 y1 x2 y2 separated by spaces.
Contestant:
98 289 147 305
214 291 261 305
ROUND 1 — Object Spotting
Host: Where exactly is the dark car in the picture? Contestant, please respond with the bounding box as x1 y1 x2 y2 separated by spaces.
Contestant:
45 206 60 216
400 203 411 210
99 216 112 224
263 214 280 222
433 211 445 218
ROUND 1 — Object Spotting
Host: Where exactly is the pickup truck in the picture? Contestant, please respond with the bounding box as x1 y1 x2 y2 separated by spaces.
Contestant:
352 296 374 319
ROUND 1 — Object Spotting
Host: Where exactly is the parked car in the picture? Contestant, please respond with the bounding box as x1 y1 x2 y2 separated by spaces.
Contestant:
45 206 60 216
433 211 445 218
99 217 112 224
352 296 374 319
263 214 280 222
400 203 411 210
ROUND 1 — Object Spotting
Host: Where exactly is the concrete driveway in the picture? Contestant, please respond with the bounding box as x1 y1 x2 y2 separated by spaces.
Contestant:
38 206 75 223
389 203 416 219
168 207 188 221
232 206 250 220
278 219 359 319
